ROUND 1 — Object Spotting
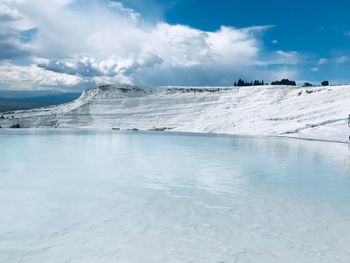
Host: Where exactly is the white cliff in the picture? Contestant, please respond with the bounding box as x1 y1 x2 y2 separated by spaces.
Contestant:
1 84 350 142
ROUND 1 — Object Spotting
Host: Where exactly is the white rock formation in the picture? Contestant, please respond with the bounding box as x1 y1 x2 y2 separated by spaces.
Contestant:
1 84 350 142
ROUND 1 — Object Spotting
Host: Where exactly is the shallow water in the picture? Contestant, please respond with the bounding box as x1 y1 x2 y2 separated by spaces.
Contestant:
0 130 350 263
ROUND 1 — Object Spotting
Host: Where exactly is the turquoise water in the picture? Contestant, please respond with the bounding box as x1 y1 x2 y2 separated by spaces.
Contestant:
0 130 350 263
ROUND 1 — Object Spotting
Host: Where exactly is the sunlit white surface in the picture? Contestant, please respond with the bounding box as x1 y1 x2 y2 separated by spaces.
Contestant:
2 84 350 142
0 130 350 263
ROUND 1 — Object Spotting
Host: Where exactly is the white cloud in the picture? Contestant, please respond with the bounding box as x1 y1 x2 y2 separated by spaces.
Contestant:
0 63 85 90
274 50 298 64
334 56 348 64
254 50 299 66
275 50 297 58
267 67 298 81
0 0 300 89
108 1 140 22
0 28 32 60
318 58 328 65
317 56 348 66
0 1 33 60
0 2 22 22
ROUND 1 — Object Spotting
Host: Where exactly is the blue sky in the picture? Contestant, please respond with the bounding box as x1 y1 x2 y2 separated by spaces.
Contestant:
0 0 349 90
129 0 350 83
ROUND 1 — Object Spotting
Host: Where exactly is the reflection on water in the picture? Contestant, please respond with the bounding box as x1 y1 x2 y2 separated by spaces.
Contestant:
0 130 350 263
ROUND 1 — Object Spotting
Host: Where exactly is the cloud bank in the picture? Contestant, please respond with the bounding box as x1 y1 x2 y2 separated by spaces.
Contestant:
0 0 299 90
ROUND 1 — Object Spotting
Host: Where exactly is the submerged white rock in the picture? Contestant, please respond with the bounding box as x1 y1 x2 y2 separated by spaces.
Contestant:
1 84 350 142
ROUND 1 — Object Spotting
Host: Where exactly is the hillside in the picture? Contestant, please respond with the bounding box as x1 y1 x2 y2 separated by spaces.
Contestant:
1 84 350 142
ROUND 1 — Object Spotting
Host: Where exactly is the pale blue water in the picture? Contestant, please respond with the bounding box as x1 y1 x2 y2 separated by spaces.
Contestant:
0 130 350 263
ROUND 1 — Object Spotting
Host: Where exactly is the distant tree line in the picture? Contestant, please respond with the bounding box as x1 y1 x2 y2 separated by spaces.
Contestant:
303 82 313 87
234 79 265 86
303 81 330 87
271 79 296 86
233 78 331 87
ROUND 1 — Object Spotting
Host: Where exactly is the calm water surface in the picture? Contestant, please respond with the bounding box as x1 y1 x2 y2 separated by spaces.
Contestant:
0 130 350 263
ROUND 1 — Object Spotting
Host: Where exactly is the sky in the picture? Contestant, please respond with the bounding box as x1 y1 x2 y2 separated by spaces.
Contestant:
1 0 350 91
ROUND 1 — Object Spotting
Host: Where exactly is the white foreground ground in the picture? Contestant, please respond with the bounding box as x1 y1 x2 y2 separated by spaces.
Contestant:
1 84 350 142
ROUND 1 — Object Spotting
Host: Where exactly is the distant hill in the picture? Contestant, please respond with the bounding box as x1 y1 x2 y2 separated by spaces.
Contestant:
0 92 81 112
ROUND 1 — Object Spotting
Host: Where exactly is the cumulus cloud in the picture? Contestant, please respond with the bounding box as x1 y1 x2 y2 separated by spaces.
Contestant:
0 0 299 90
0 28 31 60
38 52 163 80
0 2 22 22
0 63 85 90
38 58 103 77
0 1 32 61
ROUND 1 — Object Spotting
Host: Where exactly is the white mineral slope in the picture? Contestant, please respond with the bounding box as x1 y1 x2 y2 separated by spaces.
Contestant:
1 84 350 142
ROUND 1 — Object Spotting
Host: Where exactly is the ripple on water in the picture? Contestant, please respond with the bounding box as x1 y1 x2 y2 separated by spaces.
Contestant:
0 130 350 263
